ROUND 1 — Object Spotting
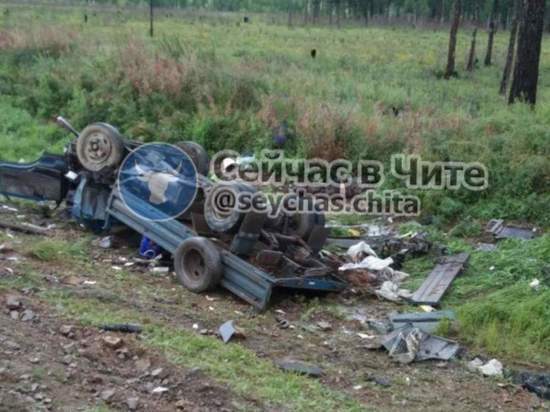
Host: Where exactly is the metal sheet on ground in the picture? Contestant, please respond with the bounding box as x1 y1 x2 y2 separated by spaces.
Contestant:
410 253 469 305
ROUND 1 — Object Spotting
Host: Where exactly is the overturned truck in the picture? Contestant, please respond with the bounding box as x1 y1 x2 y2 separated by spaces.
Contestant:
0 118 346 309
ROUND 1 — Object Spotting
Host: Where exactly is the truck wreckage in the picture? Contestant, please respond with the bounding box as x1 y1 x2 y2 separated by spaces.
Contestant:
0 118 347 310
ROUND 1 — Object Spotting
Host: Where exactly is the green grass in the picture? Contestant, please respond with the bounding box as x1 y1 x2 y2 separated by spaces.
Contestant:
402 232 550 365
27 238 89 262
0 96 69 161
43 290 367 412
0 2 548 375
0 7 548 225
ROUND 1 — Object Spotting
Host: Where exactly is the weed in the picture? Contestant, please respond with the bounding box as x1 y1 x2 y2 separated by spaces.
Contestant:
44 292 367 411
27 239 87 262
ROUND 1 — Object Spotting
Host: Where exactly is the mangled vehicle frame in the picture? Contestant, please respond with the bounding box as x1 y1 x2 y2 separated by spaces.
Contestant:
0 118 346 310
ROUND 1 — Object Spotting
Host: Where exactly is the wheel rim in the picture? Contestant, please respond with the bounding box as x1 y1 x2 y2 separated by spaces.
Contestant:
184 249 205 280
83 131 114 164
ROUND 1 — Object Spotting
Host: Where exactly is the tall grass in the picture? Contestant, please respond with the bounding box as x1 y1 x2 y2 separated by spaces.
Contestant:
0 9 548 225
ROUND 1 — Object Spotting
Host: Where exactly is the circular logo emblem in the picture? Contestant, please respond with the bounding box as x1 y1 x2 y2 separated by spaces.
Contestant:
117 143 198 221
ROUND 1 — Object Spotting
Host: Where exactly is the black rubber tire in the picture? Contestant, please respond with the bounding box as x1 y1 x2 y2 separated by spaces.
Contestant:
203 182 256 233
286 194 326 239
176 141 210 176
76 123 125 173
174 237 222 293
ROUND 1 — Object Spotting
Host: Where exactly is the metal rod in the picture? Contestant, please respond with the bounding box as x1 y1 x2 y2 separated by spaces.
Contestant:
55 116 79 137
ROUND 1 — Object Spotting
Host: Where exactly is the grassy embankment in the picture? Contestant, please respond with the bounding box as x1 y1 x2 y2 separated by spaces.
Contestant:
0 6 548 368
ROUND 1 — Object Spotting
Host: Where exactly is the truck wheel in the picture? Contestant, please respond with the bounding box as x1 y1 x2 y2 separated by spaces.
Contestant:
174 237 222 293
203 182 255 233
76 123 125 173
286 194 325 239
176 141 210 176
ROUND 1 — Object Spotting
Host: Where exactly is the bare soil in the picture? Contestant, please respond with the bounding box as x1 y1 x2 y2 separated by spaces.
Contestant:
0 205 547 411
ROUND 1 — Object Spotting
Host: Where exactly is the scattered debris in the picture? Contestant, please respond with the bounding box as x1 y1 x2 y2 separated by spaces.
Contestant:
339 256 393 272
476 243 497 252
375 281 412 303
20 309 35 322
358 333 383 349
486 219 536 240
102 336 124 349
346 241 378 261
529 278 541 291
218 320 245 343
0 220 50 235
1 204 18 213
97 236 114 249
366 319 393 335
140 236 162 259
276 359 323 377
367 375 392 387
410 253 469 305
390 310 456 334
151 267 170 275
382 324 460 364
468 358 504 377
61 275 84 286
276 316 290 329
152 386 169 394
151 367 168 378
5 294 22 310
100 323 142 334
512 371 550 400
316 321 332 331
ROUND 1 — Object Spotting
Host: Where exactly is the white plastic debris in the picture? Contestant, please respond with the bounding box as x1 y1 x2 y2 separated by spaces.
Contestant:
468 358 503 377
64 170 79 181
391 270 410 283
1 205 18 212
339 256 393 272
346 241 377 262
151 386 169 394
467 358 484 372
478 359 503 377
529 278 541 291
375 281 413 303
151 267 170 274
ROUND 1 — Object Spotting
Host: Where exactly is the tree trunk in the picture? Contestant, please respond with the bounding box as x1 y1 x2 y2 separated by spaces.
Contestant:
500 2 520 95
467 29 477 71
288 8 293 27
362 1 369 26
444 0 462 79
509 0 545 105
312 0 321 24
149 0 154 37
485 0 499 66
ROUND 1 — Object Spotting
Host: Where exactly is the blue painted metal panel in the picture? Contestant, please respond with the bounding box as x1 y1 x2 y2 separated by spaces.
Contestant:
106 190 274 309
274 274 347 292
0 153 68 203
